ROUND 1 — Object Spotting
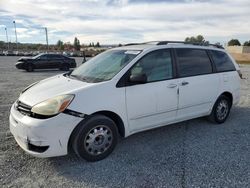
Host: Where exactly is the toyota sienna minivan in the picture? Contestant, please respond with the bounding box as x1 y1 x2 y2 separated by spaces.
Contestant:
10 41 241 161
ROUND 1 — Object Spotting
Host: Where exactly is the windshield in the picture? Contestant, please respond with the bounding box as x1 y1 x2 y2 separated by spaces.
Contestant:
70 50 141 83
32 54 44 59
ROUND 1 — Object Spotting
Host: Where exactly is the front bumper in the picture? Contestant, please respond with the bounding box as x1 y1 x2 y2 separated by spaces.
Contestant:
9 104 83 157
15 62 25 69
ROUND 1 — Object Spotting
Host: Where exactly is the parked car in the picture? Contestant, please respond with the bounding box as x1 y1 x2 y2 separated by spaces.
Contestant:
10 41 241 161
3 50 14 56
15 53 76 72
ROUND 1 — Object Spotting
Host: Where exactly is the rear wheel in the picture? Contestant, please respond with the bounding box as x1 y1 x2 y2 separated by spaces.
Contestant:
72 115 118 162
209 95 231 124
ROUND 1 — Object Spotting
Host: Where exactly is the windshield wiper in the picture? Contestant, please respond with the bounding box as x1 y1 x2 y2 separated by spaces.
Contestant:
69 74 81 80
70 75 90 83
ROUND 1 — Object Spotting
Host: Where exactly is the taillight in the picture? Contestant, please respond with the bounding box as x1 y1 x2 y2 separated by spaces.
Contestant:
237 70 243 79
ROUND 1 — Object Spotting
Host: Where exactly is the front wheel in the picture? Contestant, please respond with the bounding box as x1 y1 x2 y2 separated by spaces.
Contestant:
209 95 231 124
26 64 34 72
72 115 118 162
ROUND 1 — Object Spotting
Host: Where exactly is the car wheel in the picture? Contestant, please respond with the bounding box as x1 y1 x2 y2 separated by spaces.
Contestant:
72 115 118 162
26 64 34 72
209 95 231 124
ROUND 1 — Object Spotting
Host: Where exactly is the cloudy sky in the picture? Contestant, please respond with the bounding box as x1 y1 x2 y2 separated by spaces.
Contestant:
0 0 249 45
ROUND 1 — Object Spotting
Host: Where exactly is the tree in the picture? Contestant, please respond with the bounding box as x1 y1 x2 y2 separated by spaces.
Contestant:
185 35 209 44
96 42 100 47
228 39 241 46
73 37 81 50
0 41 5 49
243 40 250 46
56 40 64 50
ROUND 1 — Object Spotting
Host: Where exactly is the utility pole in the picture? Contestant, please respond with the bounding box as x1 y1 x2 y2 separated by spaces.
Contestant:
5 27 9 51
44 27 49 51
13 21 18 51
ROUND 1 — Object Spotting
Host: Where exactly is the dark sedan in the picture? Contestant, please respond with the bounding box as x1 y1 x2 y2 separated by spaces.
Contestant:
16 53 76 72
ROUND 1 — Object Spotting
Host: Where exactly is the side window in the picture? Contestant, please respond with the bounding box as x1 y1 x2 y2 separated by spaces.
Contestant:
176 48 212 77
56 55 63 59
210 50 236 72
130 49 173 82
49 54 60 59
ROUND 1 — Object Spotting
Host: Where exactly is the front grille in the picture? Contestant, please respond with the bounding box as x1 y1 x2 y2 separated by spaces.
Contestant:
15 100 32 116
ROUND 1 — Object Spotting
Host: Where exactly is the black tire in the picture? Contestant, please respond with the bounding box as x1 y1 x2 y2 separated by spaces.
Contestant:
72 115 118 162
26 64 34 72
61 64 69 71
209 95 232 124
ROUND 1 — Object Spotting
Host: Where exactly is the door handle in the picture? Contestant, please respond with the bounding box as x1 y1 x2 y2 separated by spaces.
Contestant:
167 83 177 88
181 81 189 86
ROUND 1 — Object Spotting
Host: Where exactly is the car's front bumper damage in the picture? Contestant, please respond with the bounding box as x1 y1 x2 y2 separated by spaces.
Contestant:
9 104 83 157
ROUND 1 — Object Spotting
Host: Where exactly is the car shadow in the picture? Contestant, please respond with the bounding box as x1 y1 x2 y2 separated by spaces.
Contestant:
47 105 250 187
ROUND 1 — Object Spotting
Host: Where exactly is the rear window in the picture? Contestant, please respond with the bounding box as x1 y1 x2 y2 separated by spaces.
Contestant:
176 48 212 77
210 50 236 72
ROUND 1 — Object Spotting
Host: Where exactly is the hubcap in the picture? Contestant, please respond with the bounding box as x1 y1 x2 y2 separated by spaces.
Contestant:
216 99 229 121
84 125 113 156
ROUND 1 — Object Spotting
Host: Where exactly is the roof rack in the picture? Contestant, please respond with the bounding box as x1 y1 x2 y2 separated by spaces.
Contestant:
124 43 145 46
124 41 161 46
124 41 224 49
156 41 224 49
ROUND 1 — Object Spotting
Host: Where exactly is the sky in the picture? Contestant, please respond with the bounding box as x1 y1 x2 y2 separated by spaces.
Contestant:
0 0 250 45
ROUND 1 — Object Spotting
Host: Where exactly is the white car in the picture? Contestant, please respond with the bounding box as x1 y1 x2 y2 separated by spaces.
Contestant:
9 41 241 161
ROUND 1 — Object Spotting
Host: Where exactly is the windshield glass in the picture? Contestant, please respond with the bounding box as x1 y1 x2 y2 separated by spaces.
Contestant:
70 50 141 83
32 54 43 59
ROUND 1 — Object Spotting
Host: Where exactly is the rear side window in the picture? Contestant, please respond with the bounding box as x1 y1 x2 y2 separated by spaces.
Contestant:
55 55 63 59
176 48 212 77
210 50 236 72
48 54 62 59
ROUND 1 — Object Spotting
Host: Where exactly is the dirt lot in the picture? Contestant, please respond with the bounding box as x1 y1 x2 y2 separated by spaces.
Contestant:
230 53 250 64
0 56 250 188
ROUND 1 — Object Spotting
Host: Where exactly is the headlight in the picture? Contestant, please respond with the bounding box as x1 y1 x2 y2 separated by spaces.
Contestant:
31 94 74 116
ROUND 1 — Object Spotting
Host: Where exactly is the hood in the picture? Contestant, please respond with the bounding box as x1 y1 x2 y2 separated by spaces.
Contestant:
19 74 94 106
18 57 32 61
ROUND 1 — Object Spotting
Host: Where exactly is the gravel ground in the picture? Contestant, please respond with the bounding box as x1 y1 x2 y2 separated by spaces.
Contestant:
0 56 250 188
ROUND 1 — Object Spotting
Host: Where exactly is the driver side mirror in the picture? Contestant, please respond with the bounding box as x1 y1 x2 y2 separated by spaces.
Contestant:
129 73 147 84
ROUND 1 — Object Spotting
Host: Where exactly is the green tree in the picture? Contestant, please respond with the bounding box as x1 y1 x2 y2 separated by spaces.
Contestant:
243 40 250 46
0 41 5 49
228 39 241 46
96 42 100 47
56 40 64 50
73 37 81 50
185 35 209 44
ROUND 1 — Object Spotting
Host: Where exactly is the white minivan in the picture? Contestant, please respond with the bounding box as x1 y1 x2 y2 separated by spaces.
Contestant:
10 41 241 161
